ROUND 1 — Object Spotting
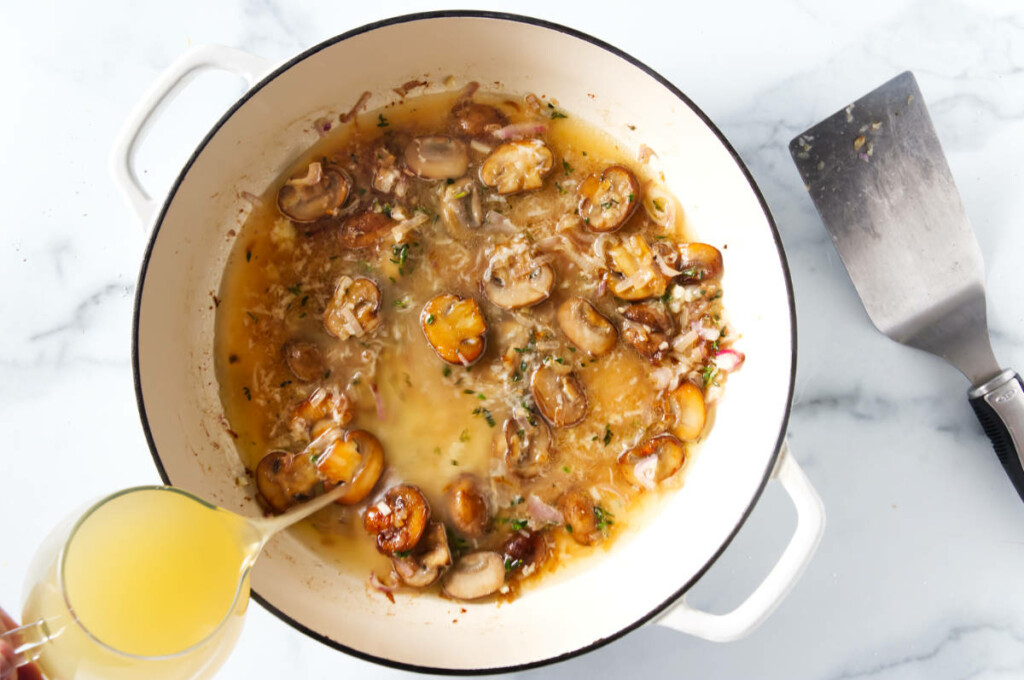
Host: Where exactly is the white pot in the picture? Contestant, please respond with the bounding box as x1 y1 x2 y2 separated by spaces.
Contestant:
115 12 825 673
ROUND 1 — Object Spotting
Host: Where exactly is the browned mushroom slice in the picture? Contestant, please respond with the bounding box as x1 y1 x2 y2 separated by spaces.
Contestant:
364 484 431 556
677 243 724 284
606 234 668 300
255 450 320 513
557 297 617 357
339 211 395 249
281 340 325 382
392 521 452 588
664 382 707 441
621 300 675 363
317 429 386 505
440 178 483 232
531 365 587 427
501 530 548 575
619 434 686 489
323 276 382 340
442 551 506 600
277 161 351 223
493 415 552 478
558 490 601 545
291 387 353 433
420 294 488 365
444 474 490 537
482 242 555 310
577 166 640 233
450 100 508 136
404 136 469 180
479 139 554 195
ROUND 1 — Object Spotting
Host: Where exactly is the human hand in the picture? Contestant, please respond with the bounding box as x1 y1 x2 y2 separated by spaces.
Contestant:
0 609 42 680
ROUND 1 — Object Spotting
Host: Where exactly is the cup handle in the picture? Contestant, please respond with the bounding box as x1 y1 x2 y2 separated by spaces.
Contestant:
655 442 825 641
108 44 272 225
1 619 52 668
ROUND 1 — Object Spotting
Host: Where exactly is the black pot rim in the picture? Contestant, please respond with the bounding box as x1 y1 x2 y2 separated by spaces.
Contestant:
131 9 797 675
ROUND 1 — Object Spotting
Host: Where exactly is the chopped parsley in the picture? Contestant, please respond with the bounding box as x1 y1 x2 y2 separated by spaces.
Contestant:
562 159 573 175
393 297 410 309
451 459 459 466
603 424 613 446
594 505 615 532
443 366 452 378
242 386 251 401
285 284 301 296
245 249 251 262
550 110 568 120
702 363 718 387
426 314 436 325
459 429 470 442
446 527 469 553
394 550 411 558
472 406 496 427
565 524 574 534
511 495 525 506
510 518 528 531
628 193 635 203
245 311 258 323
453 190 468 199
504 556 523 572
652 198 664 212
390 243 410 274
562 465 571 473
377 113 389 127
554 182 566 195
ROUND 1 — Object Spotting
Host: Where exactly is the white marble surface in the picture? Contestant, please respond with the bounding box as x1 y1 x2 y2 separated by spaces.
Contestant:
4 0 1024 678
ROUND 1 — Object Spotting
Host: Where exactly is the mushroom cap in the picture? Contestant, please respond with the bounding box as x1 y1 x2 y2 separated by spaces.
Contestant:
392 521 452 588
665 382 707 441
494 415 552 479
364 484 431 556
450 100 508 136
479 139 554 195
319 429 386 505
558 490 600 545
482 243 555 310
277 162 352 223
531 365 587 428
339 211 396 249
557 297 618 357
620 300 675 363
255 451 320 513
440 178 483 234
445 474 490 538
420 294 488 365
619 434 687 489
442 551 506 600
606 234 668 301
577 166 641 233
323 276 382 340
676 242 724 283
281 340 326 382
404 136 469 180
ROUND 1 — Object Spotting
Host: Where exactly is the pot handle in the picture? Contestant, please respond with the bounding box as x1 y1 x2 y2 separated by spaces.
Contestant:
655 442 825 641
109 45 273 224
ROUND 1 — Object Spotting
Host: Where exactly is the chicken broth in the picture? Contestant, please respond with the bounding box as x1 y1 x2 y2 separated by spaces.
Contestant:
215 87 740 602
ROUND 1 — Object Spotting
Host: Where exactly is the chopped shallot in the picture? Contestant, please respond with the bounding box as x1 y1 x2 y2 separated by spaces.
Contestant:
313 117 332 137
370 382 386 420
527 494 564 525
633 455 659 490
715 348 745 372
492 122 549 140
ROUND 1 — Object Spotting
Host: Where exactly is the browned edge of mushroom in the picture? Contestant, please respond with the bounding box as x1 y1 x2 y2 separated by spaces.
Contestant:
450 100 508 137
531 365 588 428
494 415 552 478
620 300 675 363
441 551 506 600
339 211 396 249
392 521 452 588
577 165 641 233
664 382 707 441
319 429 386 505
444 474 490 537
606 234 668 301
440 177 483 233
618 434 686 490
323 276 382 340
364 484 431 556
420 293 488 365
501 529 548 576
557 490 601 546
255 450 320 513
482 243 555 310
676 243 724 284
557 297 617 357
282 340 326 382
277 161 352 224
479 139 554 195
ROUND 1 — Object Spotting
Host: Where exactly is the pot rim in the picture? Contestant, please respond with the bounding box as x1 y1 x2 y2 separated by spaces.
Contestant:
131 9 797 675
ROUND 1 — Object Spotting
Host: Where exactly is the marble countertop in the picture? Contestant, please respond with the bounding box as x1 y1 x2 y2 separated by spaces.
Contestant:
4 1 1024 678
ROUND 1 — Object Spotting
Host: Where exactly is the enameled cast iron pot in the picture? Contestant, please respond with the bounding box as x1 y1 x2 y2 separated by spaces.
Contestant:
115 11 825 674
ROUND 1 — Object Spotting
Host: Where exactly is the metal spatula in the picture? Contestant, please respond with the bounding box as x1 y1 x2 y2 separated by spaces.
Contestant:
789 71 1024 502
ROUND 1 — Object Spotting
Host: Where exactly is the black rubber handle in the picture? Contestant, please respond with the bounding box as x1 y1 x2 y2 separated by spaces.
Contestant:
969 372 1024 503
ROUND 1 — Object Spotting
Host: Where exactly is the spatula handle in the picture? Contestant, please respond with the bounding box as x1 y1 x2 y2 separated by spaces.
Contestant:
969 370 1024 502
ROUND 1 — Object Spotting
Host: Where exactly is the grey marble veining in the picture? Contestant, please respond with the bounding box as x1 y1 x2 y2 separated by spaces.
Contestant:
3 1 1024 678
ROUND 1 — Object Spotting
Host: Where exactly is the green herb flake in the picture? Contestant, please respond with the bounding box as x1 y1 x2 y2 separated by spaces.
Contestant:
652 198 664 212
554 182 567 195
565 524 574 534
472 406 496 427
603 424 613 446
504 556 523 572
510 518 529 531
393 297 410 309
562 159 573 175
245 249 252 262
242 386 251 401
453 191 468 199
394 550 411 558
443 366 452 378
451 459 459 466
459 429 471 443
562 465 571 473
594 505 615 532
377 113 389 128
426 314 436 325
511 495 524 506
246 311 258 323
628 193 635 203
433 446 442 456
550 110 568 120
285 284 301 296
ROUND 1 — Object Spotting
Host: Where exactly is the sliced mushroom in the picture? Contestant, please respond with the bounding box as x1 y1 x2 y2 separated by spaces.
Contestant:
621 300 675 363
323 276 382 340
450 100 508 136
482 241 555 310
676 243 724 284
479 139 554 195
442 551 506 600
619 434 686 489
665 382 706 441
557 297 617 357
420 294 488 365
255 451 320 513
577 166 641 233
531 365 587 428
558 490 600 545
440 177 483 233
445 474 490 537
290 387 353 436
339 211 396 249
317 429 386 504
392 521 452 588
282 340 325 382
606 234 668 301
277 161 351 223
493 414 552 478
404 136 469 180
364 484 431 556
501 530 547 575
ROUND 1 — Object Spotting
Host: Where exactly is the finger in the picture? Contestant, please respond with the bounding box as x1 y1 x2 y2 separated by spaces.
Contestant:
0 638 16 680
0 610 16 635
